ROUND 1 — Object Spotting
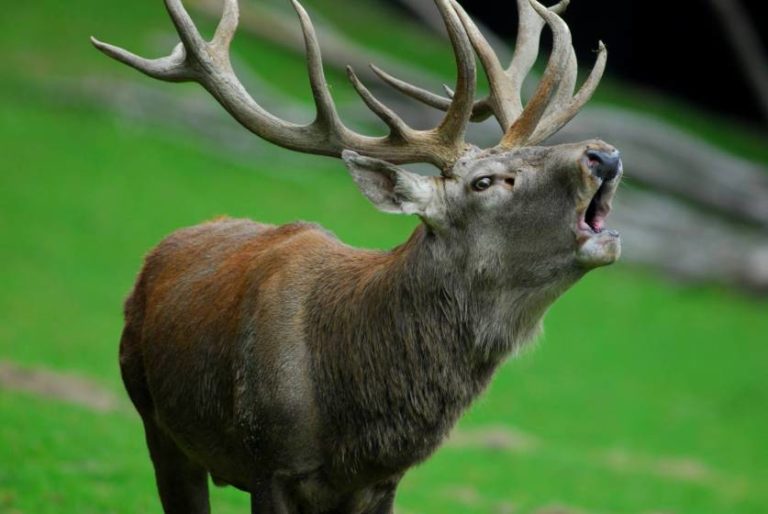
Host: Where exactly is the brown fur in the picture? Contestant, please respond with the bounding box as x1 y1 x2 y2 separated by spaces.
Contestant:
122 216 539 512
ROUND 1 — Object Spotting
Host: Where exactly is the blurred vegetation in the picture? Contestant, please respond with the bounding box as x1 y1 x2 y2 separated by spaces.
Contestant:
1 0 767 513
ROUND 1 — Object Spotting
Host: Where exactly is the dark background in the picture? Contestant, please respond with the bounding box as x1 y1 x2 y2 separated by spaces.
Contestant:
393 0 768 127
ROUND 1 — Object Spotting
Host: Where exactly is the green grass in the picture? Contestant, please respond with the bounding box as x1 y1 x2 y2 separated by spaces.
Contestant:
0 389 255 514
2 0 768 513
3 78 767 514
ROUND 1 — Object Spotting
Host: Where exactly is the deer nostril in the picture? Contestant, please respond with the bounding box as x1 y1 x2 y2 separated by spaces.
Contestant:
586 149 621 181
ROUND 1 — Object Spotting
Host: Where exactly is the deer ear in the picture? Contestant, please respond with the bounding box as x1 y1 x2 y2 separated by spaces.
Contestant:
342 151 439 217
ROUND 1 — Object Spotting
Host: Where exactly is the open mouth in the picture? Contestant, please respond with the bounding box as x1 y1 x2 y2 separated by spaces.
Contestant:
578 180 618 236
582 183 608 233
575 147 622 267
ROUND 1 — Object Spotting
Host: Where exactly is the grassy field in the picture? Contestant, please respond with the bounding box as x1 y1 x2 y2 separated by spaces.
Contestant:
2 0 767 513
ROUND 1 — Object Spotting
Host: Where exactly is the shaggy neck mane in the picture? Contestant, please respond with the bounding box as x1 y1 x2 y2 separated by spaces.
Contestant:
305 224 559 476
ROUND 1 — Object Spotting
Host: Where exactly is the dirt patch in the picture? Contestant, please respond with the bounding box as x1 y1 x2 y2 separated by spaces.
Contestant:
600 447 716 484
446 425 540 453
598 446 753 497
442 485 484 506
0 361 123 413
439 488 588 514
532 506 590 514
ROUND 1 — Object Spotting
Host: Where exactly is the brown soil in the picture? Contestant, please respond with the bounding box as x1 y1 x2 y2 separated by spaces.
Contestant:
0 360 123 413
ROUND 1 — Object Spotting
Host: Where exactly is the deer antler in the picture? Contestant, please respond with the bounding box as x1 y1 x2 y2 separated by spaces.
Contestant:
91 0 476 173
371 0 607 148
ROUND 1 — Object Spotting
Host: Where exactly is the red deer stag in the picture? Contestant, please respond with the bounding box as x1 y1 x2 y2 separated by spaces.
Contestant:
92 0 622 511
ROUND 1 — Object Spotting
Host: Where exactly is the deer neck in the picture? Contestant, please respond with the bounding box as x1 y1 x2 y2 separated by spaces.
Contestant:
309 224 569 475
395 224 573 360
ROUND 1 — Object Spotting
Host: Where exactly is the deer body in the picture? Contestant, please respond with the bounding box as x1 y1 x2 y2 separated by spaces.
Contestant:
95 0 623 511
122 214 575 510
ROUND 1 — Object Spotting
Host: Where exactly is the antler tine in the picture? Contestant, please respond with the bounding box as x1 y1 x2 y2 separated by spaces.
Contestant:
544 49 578 118
342 0 476 173
451 0 576 131
450 1 515 129
504 0 565 114
369 65 494 124
289 0 342 132
164 0 208 54
370 64 454 112
92 0 335 156
347 66 411 139
433 0 477 145
93 0 482 169
530 41 607 144
499 0 572 148
90 38 193 82
500 0 606 146
368 0 604 148
212 0 239 49
369 0 573 129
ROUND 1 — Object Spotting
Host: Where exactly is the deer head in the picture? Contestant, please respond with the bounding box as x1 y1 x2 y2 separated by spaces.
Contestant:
92 0 621 285
93 3 625 507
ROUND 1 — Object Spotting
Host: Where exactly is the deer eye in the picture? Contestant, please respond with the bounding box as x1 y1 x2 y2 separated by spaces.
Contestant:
472 176 493 191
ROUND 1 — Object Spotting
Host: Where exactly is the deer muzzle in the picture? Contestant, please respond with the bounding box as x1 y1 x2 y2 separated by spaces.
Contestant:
575 146 623 268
